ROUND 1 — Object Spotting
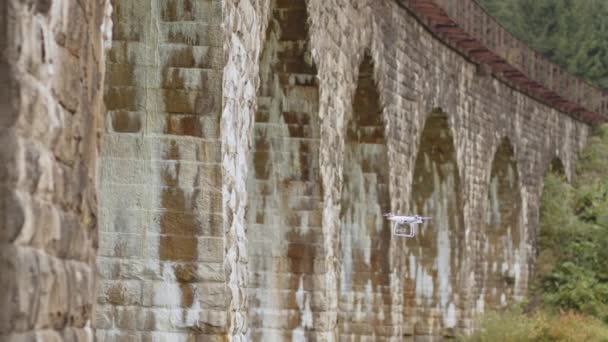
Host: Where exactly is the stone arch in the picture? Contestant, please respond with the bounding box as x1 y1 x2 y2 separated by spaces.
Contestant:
481 137 522 310
337 54 391 339
405 109 466 338
246 0 322 340
548 156 566 178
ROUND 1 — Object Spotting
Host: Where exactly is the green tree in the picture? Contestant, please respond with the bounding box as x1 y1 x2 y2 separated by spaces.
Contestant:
478 0 608 89
534 125 608 321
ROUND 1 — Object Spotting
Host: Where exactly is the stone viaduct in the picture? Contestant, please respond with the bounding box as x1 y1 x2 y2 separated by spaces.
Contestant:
2 0 607 341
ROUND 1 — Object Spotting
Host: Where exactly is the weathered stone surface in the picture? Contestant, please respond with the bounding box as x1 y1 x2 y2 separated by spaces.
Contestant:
246 0 323 340
338 54 394 340
97 0 227 341
2 0 595 341
0 0 110 341
92 0 594 338
221 0 271 340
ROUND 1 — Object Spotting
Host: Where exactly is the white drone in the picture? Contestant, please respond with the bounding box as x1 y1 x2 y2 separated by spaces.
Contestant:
383 213 432 237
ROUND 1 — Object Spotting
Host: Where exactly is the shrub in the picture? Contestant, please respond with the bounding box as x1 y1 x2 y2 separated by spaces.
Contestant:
534 124 608 321
461 309 608 342
462 309 536 342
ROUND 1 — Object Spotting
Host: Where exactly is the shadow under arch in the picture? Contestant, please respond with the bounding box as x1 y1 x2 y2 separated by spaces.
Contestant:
548 156 566 178
536 155 569 257
406 109 465 337
338 54 392 339
246 0 322 340
481 137 522 311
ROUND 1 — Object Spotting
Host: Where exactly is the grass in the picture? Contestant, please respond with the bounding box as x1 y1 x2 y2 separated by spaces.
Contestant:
461 309 608 342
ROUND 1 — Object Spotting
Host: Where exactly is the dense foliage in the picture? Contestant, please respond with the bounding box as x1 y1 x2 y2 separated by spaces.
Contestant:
477 0 608 89
536 125 608 320
537 126 608 321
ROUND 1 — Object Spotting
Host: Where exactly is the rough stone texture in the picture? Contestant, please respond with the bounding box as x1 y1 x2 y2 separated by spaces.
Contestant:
338 55 394 339
307 1 376 339
0 0 109 341
479 138 521 312
406 111 467 337
97 0 228 341
221 0 270 340
2 0 595 341
368 1 590 338
246 0 323 340
304 0 589 339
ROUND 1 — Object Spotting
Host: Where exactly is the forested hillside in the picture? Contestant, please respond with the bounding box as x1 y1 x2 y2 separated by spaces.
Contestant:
478 0 608 89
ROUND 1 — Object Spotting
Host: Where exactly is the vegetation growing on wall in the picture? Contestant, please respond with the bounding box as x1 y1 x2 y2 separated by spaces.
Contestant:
478 0 608 89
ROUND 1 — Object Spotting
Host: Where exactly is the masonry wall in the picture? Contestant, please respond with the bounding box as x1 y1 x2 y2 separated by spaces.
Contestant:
1 0 593 341
338 55 393 339
304 0 590 338
247 0 324 340
96 0 228 340
372 1 588 337
1 0 110 341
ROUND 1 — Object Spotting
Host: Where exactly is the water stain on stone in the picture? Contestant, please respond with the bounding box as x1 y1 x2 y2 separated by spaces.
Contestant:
159 141 200 310
338 54 391 337
165 115 203 137
249 0 321 337
111 111 142 133
408 110 465 335
483 138 521 309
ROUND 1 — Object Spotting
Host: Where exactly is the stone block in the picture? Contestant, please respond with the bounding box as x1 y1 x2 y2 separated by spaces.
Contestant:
159 23 222 47
0 186 25 243
143 235 224 263
51 47 81 113
98 232 145 258
50 0 86 56
94 305 115 329
146 209 223 237
99 158 147 185
98 280 143 306
99 184 151 210
101 135 149 159
104 87 142 112
158 45 223 70
148 137 221 163
98 207 145 234
107 42 154 66
147 113 219 139
159 0 221 24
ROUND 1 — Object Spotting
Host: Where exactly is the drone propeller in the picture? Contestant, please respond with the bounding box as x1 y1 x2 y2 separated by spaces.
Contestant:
383 213 393 217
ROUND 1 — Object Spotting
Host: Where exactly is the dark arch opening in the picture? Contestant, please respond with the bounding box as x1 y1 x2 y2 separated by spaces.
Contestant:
247 0 321 340
482 138 521 310
338 54 391 339
406 109 465 336
549 157 565 177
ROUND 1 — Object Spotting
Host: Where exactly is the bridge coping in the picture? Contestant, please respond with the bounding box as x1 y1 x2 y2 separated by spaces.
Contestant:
397 0 608 125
